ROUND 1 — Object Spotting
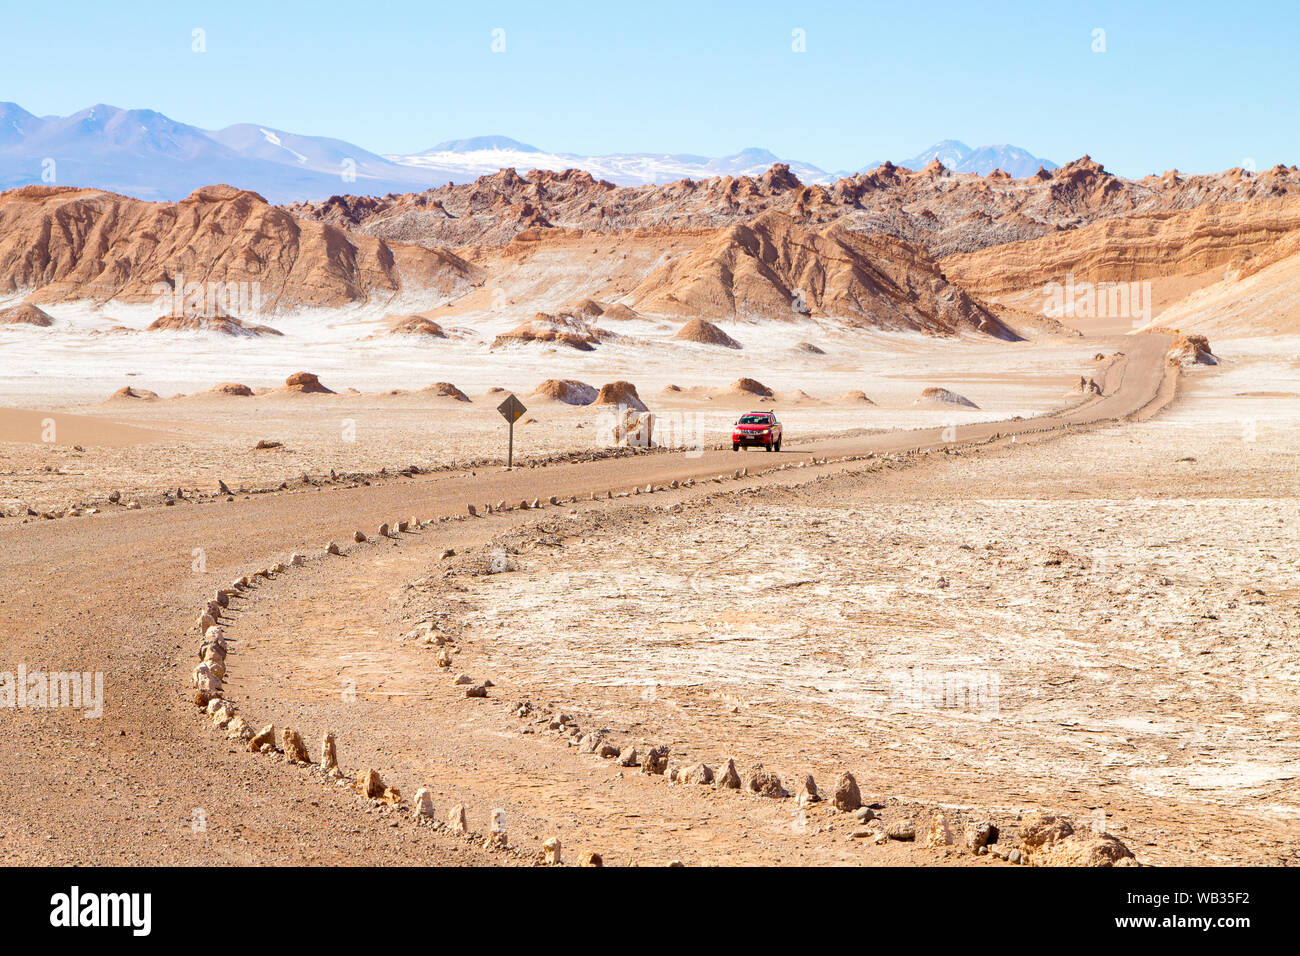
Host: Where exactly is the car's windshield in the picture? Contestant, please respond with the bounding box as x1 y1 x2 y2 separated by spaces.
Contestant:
738 415 771 424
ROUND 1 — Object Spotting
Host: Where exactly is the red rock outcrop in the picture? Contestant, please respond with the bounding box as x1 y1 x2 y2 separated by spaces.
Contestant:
0 184 477 311
0 302 54 326
945 195 1300 297
287 159 1300 259
628 211 1017 337
673 318 741 348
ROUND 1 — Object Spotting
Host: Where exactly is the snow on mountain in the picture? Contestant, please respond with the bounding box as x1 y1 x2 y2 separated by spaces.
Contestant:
867 140 1058 177
425 135 543 153
955 144 1058 177
903 139 973 171
0 102 41 147
0 104 439 202
0 102 1058 202
388 142 835 187
23 104 220 162
703 147 832 184
394 137 1057 187
205 123 435 191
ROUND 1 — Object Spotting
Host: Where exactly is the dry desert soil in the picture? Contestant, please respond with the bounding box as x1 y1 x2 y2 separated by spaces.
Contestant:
2 160 1299 867
2 328 1296 867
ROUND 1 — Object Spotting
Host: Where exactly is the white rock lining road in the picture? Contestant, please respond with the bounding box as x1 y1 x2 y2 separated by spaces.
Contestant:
185 333 1172 865
202 491 1141 866
191 537 547 864
0 332 1174 866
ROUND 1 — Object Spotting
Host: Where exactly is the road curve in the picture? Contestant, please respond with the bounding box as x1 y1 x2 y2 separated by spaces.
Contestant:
0 333 1174 864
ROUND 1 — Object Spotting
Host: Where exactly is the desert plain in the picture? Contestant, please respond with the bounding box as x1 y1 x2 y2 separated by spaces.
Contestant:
0 157 1297 866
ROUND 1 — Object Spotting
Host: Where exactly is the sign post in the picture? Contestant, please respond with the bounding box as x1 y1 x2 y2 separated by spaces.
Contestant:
496 394 527 470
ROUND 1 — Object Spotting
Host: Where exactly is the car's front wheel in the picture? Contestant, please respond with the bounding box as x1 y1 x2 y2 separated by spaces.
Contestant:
774 439 782 452
732 442 739 451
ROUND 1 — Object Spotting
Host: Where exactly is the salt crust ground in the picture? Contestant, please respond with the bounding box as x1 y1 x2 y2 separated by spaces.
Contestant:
1 302 1121 511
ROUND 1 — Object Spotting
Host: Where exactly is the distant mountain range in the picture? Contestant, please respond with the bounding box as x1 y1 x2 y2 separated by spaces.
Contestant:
391 137 836 190
0 103 1059 203
0 103 437 203
882 140 1059 177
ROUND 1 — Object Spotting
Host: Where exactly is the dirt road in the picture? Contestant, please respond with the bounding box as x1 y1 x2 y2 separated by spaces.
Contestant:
0 333 1178 865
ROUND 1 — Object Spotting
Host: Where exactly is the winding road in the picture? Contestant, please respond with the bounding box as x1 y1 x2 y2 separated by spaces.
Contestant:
0 333 1175 865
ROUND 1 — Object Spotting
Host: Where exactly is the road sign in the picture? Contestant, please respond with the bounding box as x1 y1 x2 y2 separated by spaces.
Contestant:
496 394 527 469
496 394 527 423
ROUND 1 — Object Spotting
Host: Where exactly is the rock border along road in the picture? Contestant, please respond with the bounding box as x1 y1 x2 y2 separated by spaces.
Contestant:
0 333 1175 865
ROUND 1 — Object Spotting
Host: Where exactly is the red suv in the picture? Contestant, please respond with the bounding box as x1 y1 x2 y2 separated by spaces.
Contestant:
732 411 782 451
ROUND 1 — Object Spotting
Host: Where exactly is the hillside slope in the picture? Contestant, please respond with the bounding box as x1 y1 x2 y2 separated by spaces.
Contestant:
0 184 476 310
943 195 1300 297
628 211 1017 337
288 158 1300 258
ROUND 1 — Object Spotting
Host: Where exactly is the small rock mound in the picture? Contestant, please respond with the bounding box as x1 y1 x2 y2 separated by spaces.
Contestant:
1068 376 1103 397
1167 332 1217 366
384 314 447 338
794 341 825 354
679 763 714 785
839 389 875 404
796 775 821 804
423 381 470 402
729 377 774 398
568 298 640 322
492 313 608 351
744 764 788 798
283 371 335 394
596 302 640 321
1036 834 1137 867
533 379 598 405
209 382 255 397
108 386 159 401
567 297 607 319
716 758 742 789
147 312 283 337
915 386 979 408
673 318 741 349
832 771 862 811
0 303 54 326
1018 811 1075 854
594 381 647 411
1018 811 1137 866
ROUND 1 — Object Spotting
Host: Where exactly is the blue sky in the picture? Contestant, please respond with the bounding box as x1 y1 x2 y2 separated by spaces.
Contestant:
3 0 1296 176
